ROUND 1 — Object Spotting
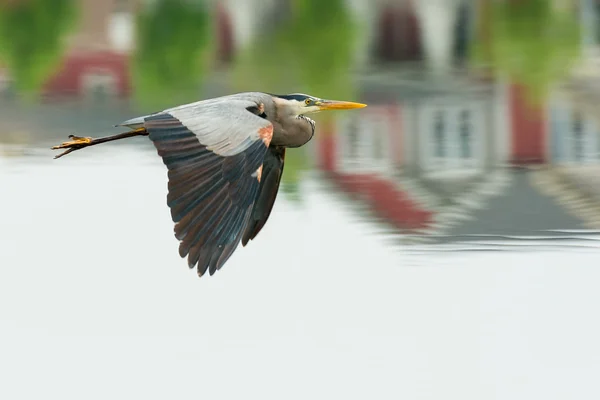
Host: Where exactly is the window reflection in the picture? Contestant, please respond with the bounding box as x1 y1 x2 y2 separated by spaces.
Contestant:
434 110 445 158
573 112 584 161
459 109 471 159
347 119 359 160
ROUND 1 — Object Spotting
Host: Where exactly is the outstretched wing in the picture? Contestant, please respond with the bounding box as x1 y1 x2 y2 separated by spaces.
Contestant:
242 146 286 246
135 98 274 277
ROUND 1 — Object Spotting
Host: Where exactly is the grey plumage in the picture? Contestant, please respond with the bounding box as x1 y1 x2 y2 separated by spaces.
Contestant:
118 92 316 149
52 92 366 278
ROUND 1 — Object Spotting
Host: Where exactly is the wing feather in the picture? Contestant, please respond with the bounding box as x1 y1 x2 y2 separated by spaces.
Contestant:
242 146 286 246
141 97 275 276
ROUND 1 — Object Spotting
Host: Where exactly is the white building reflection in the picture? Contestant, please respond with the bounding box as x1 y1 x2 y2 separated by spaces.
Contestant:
318 0 600 241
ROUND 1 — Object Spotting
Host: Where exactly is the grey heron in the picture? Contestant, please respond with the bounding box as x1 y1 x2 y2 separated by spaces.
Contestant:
51 92 366 277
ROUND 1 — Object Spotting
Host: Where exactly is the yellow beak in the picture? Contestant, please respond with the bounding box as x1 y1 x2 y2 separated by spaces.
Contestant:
317 100 367 110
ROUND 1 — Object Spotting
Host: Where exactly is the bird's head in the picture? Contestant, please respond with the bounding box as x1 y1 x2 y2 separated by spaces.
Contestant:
276 93 367 116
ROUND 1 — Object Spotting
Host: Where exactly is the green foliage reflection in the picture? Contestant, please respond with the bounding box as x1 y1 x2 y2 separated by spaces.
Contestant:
286 0 359 99
471 0 581 105
0 0 78 99
233 0 359 98
132 0 212 110
279 147 309 202
232 0 360 199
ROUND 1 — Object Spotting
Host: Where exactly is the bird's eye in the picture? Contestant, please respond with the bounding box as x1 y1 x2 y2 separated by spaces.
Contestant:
305 99 311 105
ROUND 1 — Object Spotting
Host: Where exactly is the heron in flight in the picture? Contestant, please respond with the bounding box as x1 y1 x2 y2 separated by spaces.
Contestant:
51 92 366 277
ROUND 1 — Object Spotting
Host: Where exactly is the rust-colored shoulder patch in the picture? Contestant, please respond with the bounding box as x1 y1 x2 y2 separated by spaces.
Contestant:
258 125 273 147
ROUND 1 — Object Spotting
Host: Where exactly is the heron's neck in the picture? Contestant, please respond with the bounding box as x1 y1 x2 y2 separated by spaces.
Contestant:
271 113 314 148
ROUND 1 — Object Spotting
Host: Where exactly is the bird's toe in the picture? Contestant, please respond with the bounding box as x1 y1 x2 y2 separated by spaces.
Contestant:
51 136 93 150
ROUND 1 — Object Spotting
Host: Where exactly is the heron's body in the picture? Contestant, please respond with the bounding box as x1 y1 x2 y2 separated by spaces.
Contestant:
52 92 365 278
120 92 316 148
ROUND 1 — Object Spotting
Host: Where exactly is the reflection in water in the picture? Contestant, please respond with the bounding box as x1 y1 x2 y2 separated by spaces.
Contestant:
327 58 600 251
132 0 212 109
278 146 310 203
231 0 358 101
470 0 582 105
0 0 78 98
434 110 445 158
459 109 471 159
1 0 600 255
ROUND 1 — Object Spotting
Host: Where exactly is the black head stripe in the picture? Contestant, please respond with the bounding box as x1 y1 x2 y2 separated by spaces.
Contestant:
277 93 314 102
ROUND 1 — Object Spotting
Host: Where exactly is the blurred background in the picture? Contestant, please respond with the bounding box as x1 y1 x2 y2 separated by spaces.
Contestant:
2 1 600 399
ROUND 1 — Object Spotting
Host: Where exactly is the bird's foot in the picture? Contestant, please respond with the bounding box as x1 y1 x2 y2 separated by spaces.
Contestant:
51 135 94 159
52 135 93 149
